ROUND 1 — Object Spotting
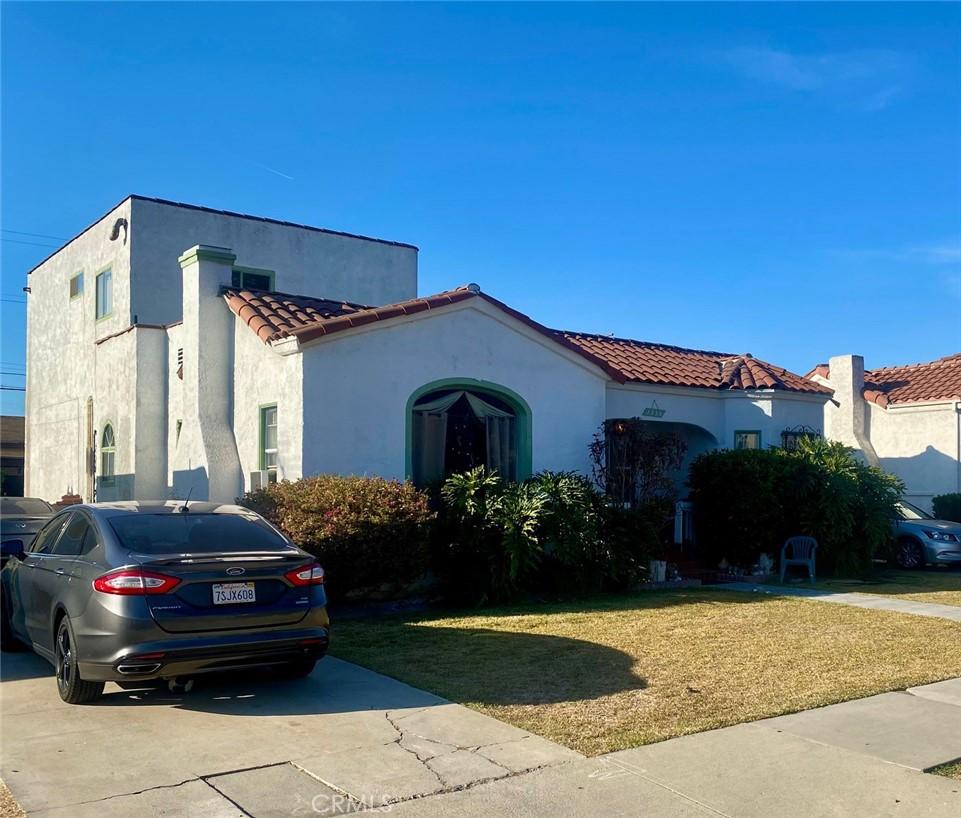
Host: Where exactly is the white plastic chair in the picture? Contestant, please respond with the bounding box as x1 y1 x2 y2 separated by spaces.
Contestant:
780 536 818 583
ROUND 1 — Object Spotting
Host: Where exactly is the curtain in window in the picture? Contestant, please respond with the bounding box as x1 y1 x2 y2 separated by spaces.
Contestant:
412 390 516 483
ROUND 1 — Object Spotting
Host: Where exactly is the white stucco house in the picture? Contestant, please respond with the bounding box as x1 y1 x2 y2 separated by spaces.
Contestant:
25 195 830 505
808 354 961 512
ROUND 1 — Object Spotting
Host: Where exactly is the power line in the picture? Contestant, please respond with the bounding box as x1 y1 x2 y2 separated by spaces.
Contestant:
0 298 27 304
0 385 26 392
0 371 25 377
0 237 60 249
2 228 69 241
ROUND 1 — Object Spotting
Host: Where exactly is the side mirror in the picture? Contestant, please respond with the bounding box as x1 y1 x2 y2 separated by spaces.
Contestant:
1 540 25 562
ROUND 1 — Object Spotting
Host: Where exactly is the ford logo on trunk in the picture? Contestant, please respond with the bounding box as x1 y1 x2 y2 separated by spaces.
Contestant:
226 567 246 576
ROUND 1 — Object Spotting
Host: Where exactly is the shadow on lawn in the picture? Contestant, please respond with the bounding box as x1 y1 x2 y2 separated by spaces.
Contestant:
336 625 648 707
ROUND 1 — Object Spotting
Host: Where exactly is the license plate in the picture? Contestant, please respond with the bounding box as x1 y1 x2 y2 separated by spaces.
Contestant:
212 582 256 605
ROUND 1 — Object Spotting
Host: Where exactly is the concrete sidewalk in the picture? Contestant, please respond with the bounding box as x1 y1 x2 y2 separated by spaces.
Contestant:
388 678 961 817
713 581 961 621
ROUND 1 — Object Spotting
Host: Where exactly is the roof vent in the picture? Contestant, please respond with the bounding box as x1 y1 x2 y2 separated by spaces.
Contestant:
467 283 481 294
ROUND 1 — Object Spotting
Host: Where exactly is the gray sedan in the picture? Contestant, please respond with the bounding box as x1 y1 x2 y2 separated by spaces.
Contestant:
893 501 961 568
1 501 329 704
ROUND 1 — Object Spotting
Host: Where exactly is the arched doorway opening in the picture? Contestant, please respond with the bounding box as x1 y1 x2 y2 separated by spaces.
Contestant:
406 379 532 485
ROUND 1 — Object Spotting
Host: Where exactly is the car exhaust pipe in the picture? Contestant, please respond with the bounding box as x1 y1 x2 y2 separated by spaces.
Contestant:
168 677 195 694
116 662 162 675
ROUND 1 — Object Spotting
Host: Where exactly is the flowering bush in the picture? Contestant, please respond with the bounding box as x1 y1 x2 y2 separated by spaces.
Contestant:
241 475 434 599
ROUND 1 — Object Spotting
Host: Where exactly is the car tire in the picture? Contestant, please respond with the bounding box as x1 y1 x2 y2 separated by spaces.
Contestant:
55 617 104 704
0 592 26 652
277 658 316 679
895 538 925 570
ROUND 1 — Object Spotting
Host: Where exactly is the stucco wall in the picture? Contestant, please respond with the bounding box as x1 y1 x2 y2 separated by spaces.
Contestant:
25 199 133 501
233 318 304 491
299 301 608 480
606 384 827 451
129 198 418 327
91 330 138 501
866 401 961 511
133 328 168 499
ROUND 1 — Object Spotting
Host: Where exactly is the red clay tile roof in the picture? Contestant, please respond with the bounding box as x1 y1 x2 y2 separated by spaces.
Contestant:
807 354 961 406
555 332 829 394
225 286 828 395
864 354 961 407
224 287 478 345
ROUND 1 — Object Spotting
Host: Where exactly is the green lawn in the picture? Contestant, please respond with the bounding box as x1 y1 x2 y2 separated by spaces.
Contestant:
332 590 961 756
804 569 961 607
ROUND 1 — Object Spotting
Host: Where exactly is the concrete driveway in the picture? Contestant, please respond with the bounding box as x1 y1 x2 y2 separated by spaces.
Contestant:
0 651 578 816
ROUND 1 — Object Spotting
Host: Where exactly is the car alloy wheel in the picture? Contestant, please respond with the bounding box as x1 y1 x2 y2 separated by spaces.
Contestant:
896 540 924 570
54 618 104 704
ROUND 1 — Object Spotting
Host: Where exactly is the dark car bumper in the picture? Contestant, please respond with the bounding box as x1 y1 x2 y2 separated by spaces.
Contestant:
77 626 330 682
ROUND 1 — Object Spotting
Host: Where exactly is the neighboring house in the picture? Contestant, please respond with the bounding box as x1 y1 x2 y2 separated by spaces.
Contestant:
1 415 25 496
25 195 830 504
808 354 961 512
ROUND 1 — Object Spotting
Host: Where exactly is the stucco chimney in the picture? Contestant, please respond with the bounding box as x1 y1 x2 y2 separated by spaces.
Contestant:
171 245 243 502
826 354 880 466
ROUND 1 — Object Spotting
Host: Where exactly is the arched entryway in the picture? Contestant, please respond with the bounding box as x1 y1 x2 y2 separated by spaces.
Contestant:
406 379 532 485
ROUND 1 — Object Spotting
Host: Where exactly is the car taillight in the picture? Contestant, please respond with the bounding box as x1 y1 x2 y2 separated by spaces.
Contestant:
93 569 181 595
285 562 325 587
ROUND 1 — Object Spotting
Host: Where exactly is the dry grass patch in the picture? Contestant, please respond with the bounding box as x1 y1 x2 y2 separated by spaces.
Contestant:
332 591 961 756
0 781 25 818
809 570 961 607
930 760 961 781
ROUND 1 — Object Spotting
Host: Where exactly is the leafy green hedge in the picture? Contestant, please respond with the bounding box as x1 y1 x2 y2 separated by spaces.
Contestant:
241 475 434 599
434 468 662 604
243 469 663 605
688 438 903 575
932 493 961 523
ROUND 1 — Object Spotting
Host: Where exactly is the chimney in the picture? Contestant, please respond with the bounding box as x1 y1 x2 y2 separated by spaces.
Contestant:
826 354 880 466
170 245 243 502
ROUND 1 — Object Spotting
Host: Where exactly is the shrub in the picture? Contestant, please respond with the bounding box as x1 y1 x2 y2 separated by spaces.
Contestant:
932 493 961 523
688 438 903 576
241 475 434 599
434 468 664 604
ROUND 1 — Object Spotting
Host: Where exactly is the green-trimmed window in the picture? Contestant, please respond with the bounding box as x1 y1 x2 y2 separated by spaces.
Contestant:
260 405 278 482
232 268 274 291
734 430 761 450
95 269 112 319
69 272 84 299
100 423 116 483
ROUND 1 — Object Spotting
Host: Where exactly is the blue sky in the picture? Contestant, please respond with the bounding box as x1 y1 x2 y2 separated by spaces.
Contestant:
2 2 960 415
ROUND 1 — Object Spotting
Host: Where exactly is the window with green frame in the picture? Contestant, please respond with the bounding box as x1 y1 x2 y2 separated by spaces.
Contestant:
100 423 116 483
95 269 112 319
233 268 274 291
734 430 761 450
69 272 84 299
259 405 278 482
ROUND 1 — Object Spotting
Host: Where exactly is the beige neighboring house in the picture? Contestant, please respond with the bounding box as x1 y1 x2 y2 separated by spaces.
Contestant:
808 354 961 512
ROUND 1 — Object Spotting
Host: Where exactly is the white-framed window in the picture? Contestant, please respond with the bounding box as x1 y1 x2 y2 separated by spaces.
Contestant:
734 430 761 450
260 405 278 482
95 269 112 319
100 423 116 483
69 272 84 299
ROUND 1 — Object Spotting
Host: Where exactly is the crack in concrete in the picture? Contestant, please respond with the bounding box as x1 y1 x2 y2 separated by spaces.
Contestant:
384 711 450 791
30 776 202 811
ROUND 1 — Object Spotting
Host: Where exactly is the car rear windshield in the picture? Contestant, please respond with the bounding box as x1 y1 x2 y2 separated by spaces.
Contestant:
108 513 290 555
0 497 54 516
